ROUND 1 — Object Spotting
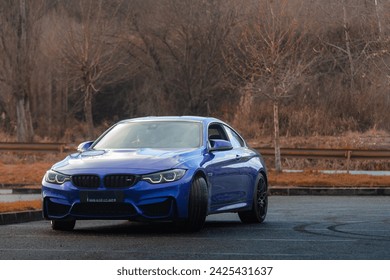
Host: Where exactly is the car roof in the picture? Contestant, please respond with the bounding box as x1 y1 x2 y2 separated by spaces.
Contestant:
119 116 223 125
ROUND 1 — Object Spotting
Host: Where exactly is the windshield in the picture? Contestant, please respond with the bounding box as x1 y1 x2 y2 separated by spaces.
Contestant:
93 121 202 149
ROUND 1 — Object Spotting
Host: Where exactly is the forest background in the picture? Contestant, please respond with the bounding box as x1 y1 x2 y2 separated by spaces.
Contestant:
1 0 390 146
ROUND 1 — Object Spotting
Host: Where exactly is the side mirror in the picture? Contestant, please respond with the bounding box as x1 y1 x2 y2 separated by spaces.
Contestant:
209 139 233 152
77 141 94 152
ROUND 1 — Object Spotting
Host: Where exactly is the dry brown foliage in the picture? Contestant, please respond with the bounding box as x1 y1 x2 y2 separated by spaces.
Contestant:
268 170 390 187
0 200 41 213
0 161 52 184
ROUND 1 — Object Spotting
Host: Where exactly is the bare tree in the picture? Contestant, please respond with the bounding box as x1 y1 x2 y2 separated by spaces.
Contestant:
227 0 317 172
0 0 46 141
58 0 128 138
363 1 390 130
126 0 237 115
315 0 381 95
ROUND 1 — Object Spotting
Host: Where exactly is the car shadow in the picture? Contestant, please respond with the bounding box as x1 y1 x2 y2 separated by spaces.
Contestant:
70 220 245 236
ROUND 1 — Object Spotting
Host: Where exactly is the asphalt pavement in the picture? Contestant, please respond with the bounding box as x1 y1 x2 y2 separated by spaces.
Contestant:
1 196 389 259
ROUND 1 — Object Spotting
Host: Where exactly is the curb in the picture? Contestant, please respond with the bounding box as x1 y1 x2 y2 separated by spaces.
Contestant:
11 188 41 194
269 187 390 196
0 210 43 225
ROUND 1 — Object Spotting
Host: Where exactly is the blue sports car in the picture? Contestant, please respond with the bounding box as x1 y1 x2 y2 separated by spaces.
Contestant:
42 116 268 232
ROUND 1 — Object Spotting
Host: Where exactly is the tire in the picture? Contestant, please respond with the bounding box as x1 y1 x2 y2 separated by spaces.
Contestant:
238 173 268 223
182 176 208 232
51 220 76 231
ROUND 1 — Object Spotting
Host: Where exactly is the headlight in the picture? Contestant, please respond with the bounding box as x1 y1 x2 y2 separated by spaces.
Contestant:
141 169 186 184
45 170 71 185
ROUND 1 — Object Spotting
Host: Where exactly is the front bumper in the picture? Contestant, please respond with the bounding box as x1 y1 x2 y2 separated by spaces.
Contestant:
42 176 192 221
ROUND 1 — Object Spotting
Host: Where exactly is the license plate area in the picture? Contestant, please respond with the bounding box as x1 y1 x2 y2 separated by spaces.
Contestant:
80 191 124 203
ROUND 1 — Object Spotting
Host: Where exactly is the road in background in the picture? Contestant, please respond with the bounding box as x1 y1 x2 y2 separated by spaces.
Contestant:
0 191 40 202
0 196 389 259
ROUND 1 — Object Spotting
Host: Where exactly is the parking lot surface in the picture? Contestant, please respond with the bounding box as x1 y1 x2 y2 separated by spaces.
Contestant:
0 196 389 259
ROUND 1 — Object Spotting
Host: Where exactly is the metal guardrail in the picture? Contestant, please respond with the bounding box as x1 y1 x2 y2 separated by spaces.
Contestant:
1 142 389 160
0 142 72 153
255 147 390 160
255 147 390 172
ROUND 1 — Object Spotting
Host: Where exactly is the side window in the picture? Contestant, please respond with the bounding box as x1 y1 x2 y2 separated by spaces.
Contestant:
224 125 245 148
208 123 228 141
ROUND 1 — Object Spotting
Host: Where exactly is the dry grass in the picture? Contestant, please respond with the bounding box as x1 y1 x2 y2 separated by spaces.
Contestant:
0 200 41 213
0 161 52 184
268 170 390 187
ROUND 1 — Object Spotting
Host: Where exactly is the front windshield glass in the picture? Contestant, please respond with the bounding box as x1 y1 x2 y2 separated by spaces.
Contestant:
93 121 202 149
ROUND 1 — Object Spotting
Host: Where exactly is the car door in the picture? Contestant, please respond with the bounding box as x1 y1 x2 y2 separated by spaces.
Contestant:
205 123 252 212
223 124 256 194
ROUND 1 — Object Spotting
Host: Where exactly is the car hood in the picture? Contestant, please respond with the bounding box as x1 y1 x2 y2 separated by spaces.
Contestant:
51 148 201 175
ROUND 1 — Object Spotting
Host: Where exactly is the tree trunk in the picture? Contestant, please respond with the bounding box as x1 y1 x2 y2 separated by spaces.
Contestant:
84 87 94 139
273 100 282 172
342 0 355 93
234 89 252 125
374 0 383 39
16 97 34 142
15 0 34 142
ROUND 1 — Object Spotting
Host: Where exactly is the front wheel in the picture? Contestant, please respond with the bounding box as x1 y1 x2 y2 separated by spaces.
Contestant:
180 176 208 232
238 173 268 223
51 220 76 231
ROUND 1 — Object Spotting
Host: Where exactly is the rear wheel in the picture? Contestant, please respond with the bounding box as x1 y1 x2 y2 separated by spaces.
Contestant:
51 220 76 231
238 173 268 223
182 176 208 232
